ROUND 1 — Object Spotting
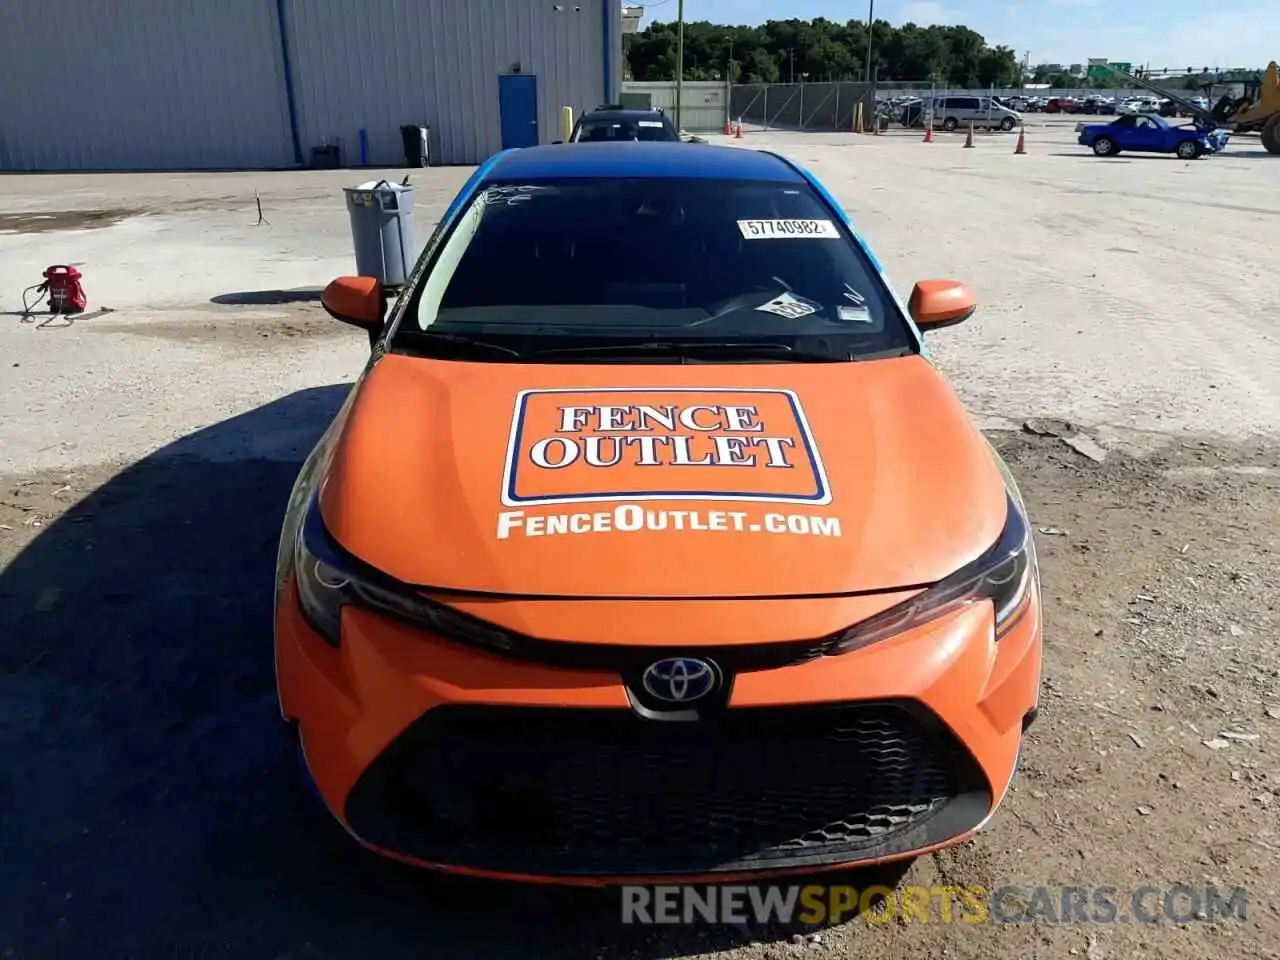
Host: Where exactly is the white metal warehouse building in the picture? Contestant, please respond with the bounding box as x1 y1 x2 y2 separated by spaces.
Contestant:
0 0 623 171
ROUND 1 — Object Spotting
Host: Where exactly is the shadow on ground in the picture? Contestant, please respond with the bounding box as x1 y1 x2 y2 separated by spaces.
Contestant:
3 308 115 324
0 385 906 958
211 288 324 306
1046 152 1142 160
1046 151 1218 161
0 211 136 234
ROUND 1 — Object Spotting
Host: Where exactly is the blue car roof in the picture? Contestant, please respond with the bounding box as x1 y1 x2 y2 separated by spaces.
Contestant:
483 142 805 183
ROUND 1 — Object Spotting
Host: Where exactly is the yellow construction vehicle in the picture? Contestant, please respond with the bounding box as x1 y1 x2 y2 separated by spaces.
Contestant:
1205 62 1280 152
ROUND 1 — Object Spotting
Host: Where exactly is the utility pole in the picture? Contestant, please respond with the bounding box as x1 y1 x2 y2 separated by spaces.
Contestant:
674 0 685 132
864 0 874 86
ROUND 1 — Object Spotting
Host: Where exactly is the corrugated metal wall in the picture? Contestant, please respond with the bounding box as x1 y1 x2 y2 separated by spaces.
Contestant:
0 0 618 171
284 0 614 166
0 0 295 171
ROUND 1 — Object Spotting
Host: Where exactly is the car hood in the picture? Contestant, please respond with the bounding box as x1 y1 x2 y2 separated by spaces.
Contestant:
319 353 1009 598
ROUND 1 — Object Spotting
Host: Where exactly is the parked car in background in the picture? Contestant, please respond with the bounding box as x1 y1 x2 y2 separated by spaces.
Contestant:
565 108 680 143
931 95 1023 131
1077 113 1229 158
1159 96 1212 119
1044 97 1081 114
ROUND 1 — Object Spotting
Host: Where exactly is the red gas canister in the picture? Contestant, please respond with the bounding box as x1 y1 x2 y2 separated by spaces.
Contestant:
42 265 87 314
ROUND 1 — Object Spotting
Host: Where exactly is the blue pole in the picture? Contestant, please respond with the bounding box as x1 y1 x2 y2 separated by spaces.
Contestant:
601 0 612 104
359 128 369 166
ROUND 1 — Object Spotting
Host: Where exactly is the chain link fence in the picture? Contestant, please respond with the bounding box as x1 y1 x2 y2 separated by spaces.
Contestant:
870 79 1181 101
728 81 874 131
871 79 939 99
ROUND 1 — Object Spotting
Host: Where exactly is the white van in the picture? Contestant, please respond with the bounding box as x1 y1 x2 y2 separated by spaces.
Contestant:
931 95 1023 132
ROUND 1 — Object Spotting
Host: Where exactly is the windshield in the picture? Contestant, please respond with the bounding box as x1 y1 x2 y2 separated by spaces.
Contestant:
575 118 673 142
394 177 915 363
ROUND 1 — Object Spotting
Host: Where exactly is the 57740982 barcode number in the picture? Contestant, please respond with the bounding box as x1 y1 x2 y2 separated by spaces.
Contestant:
737 219 840 239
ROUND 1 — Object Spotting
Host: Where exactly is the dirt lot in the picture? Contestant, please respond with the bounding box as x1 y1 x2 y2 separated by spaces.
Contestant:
2 122 1279 958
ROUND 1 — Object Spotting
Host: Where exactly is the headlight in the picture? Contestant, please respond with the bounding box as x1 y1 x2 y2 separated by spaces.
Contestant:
829 495 1037 654
293 495 514 652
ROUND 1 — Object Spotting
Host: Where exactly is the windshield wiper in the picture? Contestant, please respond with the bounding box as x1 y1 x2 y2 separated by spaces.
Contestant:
403 331 523 358
531 341 846 362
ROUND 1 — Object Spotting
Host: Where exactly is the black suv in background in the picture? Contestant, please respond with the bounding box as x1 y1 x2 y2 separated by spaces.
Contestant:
564 107 682 143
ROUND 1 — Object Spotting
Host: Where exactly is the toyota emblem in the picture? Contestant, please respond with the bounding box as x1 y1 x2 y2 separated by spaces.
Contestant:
641 658 719 703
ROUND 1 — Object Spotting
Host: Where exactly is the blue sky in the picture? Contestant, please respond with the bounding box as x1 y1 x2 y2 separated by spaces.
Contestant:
638 0 1277 70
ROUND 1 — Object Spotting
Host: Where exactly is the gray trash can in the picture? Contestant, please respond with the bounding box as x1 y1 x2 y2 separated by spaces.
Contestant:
343 180 415 287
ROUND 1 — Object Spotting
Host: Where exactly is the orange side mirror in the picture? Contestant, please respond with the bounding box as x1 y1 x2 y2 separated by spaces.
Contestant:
321 276 385 330
908 279 978 332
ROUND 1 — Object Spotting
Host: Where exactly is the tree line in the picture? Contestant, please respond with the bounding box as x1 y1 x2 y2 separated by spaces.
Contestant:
625 17 1024 87
624 17 1244 90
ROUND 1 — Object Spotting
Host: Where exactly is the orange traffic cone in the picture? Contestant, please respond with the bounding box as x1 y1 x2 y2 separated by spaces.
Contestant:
735 122 744 138
722 120 731 135
923 120 934 143
963 121 975 147
1014 126 1026 154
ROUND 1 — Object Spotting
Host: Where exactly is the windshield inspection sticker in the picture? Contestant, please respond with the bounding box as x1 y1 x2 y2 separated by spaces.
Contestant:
756 292 820 320
837 284 870 322
737 219 840 240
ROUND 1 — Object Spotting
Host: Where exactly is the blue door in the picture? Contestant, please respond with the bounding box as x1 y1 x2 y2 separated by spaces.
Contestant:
1130 116 1165 151
499 74 539 149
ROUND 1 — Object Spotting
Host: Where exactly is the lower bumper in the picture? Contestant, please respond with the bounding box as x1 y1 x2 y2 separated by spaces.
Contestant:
277 585 1042 884
345 699 992 878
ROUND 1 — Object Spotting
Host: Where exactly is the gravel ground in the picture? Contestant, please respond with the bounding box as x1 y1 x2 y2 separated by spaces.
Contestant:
2 122 1279 958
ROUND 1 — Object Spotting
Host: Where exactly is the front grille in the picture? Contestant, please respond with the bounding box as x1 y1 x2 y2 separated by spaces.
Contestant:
344 701 991 877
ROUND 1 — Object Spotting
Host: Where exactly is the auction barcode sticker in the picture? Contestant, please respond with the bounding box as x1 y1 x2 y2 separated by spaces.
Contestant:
738 219 840 239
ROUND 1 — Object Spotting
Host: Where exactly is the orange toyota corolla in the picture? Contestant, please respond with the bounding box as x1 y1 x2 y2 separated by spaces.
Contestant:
274 142 1043 884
